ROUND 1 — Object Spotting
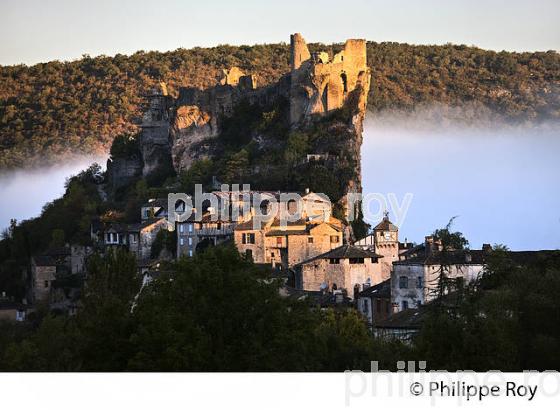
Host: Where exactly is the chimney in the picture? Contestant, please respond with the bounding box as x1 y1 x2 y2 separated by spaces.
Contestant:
482 243 492 253
425 235 442 254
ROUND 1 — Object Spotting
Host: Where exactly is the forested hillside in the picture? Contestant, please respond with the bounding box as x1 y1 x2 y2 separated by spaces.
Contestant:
1 41 559 170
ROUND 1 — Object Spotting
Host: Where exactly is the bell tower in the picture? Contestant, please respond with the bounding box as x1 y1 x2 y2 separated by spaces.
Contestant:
373 211 399 280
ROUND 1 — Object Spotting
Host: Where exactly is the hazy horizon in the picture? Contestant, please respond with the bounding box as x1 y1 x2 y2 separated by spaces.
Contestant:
1 0 559 66
361 110 560 251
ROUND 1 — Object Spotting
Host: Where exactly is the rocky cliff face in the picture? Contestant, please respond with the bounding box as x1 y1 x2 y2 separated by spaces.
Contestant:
111 33 370 217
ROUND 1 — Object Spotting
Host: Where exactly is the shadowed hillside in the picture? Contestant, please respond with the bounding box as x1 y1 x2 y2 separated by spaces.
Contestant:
1 41 559 170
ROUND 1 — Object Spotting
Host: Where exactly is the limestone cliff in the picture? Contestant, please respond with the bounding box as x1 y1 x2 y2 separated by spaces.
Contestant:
111 33 370 227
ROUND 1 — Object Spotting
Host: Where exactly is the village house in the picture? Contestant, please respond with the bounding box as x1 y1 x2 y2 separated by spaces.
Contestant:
30 245 90 304
391 236 490 312
292 244 383 296
127 218 169 261
175 189 333 259
373 308 425 343
176 211 236 258
235 216 343 268
356 278 392 329
91 214 169 262
30 255 58 303
0 297 29 322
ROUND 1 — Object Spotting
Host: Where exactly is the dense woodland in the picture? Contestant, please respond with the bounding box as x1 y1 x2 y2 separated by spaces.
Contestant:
1 41 559 170
1 240 559 371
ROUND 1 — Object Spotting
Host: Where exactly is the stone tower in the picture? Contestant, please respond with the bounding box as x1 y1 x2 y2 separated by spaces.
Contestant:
139 82 173 177
288 33 370 125
290 33 311 70
373 212 399 281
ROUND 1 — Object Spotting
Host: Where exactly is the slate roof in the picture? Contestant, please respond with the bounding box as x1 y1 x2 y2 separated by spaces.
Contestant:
282 287 352 307
234 219 269 231
395 248 487 266
294 244 383 267
357 279 391 299
33 255 57 266
266 229 309 237
127 219 165 232
375 308 426 329
373 217 398 232
0 300 29 310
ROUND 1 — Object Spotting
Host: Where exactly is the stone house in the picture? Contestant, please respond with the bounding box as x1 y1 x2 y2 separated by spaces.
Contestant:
292 244 383 296
0 299 29 322
176 211 236 258
373 308 425 343
176 189 333 260
235 217 343 268
356 279 392 329
128 218 169 261
92 219 168 262
391 237 488 312
30 245 90 304
31 255 57 303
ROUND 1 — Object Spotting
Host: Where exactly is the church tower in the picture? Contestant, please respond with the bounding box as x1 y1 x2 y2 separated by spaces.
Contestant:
373 211 399 280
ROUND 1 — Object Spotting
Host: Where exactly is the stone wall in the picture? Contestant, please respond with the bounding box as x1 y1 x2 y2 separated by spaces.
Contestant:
300 257 382 294
32 265 56 302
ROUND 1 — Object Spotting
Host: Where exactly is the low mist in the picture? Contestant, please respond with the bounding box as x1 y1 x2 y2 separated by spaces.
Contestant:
0 157 106 233
362 106 560 251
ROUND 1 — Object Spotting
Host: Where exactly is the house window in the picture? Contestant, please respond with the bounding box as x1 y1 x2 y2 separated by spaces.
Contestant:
188 250 193 257
188 224 193 233
330 235 339 243
179 224 184 233
349 257 364 264
271 252 275 258
416 276 423 288
16 310 25 322
308 237 314 244
44 280 49 288
180 238 184 246
363 299 369 314
245 249 253 260
376 299 382 313
243 233 255 244
329 258 340 264
402 300 409 310
217 222 221 230
399 276 408 289
188 237 193 246
276 237 282 246
370 257 377 263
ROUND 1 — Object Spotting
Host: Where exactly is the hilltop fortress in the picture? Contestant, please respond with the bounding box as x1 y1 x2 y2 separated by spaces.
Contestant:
108 33 371 217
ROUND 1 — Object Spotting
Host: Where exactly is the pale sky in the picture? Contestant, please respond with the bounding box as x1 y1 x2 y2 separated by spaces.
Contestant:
1 0 559 66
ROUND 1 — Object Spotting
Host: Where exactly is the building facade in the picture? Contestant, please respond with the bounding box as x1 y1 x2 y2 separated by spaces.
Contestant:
391 238 488 312
293 244 383 295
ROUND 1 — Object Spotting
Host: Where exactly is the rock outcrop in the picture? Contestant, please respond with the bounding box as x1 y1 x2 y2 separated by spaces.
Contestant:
289 33 371 125
112 34 371 220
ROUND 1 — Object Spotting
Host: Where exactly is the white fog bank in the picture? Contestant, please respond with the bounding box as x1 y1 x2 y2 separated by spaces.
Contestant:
362 109 560 251
0 157 106 233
